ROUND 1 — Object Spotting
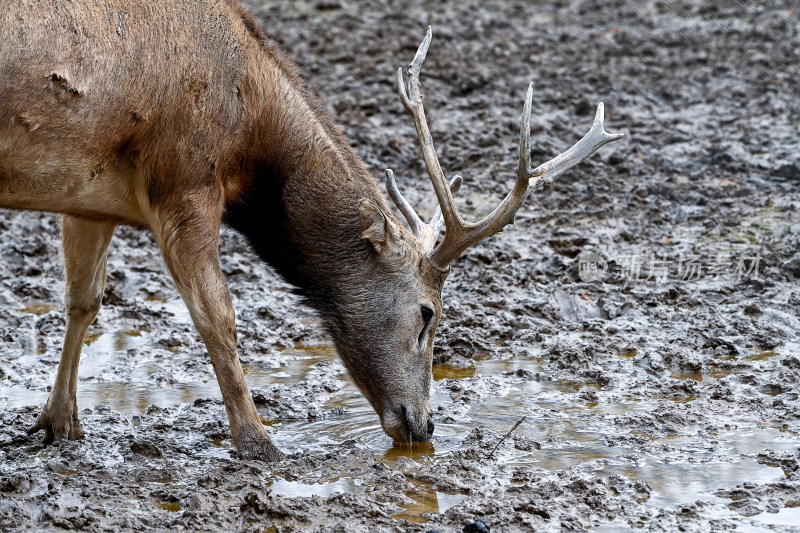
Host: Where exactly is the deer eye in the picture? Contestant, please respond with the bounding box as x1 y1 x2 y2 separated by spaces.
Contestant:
420 305 434 324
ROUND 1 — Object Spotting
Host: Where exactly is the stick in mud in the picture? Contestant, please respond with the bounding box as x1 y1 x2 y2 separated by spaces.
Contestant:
486 416 526 460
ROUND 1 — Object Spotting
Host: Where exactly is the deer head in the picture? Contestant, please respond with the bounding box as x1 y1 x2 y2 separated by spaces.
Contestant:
355 27 623 444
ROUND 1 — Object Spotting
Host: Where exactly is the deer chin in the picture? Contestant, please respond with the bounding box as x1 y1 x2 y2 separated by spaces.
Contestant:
381 404 434 444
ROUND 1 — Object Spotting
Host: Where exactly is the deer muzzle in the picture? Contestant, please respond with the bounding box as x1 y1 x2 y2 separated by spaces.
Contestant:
382 404 434 443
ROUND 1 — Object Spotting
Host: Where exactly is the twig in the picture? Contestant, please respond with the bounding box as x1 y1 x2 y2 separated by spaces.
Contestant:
486 415 526 460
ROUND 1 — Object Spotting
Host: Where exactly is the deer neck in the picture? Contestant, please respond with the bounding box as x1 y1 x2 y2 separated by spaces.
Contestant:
224 83 383 304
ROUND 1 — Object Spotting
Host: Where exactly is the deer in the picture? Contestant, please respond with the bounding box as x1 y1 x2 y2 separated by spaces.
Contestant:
0 1 622 461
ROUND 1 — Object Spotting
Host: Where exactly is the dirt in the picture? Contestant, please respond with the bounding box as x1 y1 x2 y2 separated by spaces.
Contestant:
1 0 800 531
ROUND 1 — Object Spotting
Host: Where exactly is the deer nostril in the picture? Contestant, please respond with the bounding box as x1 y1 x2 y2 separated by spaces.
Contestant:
400 405 412 442
397 406 433 443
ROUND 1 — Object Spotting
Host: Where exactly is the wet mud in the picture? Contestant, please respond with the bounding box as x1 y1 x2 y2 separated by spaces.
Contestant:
2 0 799 531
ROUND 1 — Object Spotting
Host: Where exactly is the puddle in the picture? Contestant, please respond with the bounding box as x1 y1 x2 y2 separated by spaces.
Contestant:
261 346 791 522
751 506 800 527
18 303 57 315
269 478 366 498
670 367 738 382
747 349 778 362
154 501 182 512
83 331 103 346
658 394 700 403
267 474 465 523
80 328 152 358
433 363 476 381
389 479 467 523
382 441 437 463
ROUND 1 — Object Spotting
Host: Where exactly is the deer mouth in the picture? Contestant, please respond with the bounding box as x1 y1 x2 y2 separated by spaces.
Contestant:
383 405 434 443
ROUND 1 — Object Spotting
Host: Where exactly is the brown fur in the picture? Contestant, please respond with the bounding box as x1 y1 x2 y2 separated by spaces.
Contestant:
2 0 445 457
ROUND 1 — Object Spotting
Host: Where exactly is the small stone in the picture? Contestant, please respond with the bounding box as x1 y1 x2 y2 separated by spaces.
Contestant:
464 520 490 533
771 162 800 181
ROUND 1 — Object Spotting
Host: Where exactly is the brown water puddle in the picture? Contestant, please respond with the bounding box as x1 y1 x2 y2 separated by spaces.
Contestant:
389 478 467 523
18 303 57 315
433 364 476 381
748 349 778 361
154 501 182 512
244 342 334 383
382 441 437 462
668 348 781 384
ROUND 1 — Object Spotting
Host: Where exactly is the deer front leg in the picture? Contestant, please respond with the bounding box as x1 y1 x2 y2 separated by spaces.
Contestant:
152 202 284 462
28 216 116 443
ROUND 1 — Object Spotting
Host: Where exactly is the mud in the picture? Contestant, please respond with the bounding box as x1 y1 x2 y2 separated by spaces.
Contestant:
2 0 800 531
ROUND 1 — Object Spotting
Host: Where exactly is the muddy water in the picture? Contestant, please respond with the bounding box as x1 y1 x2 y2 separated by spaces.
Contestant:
2 307 794 526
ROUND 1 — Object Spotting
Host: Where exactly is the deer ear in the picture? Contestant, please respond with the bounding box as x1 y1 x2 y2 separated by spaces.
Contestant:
358 199 388 253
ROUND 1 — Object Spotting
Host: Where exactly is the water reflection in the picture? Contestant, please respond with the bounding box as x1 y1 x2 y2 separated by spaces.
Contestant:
752 507 800 527
265 473 466 523
433 364 476 381
389 478 466 523
383 441 436 461
269 478 366 498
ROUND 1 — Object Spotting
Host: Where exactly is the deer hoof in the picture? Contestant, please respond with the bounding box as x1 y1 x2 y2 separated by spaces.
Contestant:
27 400 84 443
234 425 285 462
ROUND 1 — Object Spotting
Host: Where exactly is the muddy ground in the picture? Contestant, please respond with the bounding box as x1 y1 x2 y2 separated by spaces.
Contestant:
2 0 799 531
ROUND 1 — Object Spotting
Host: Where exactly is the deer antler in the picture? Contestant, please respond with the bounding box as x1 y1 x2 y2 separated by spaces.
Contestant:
385 27 624 270
385 169 461 251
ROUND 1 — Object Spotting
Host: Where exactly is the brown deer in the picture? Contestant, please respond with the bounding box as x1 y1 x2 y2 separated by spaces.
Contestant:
0 1 622 460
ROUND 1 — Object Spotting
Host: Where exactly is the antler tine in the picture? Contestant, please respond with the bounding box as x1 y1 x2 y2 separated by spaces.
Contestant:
523 100 625 189
398 25 431 110
426 83 624 269
516 83 535 194
385 169 425 236
396 27 465 248
385 169 461 250
428 175 462 239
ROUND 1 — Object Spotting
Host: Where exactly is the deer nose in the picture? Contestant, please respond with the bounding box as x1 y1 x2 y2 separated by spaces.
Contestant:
400 406 434 443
